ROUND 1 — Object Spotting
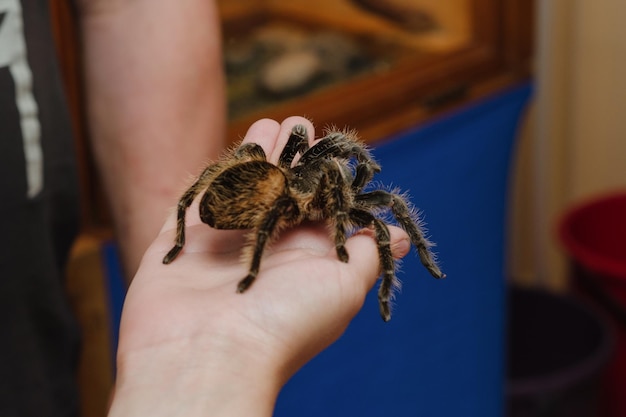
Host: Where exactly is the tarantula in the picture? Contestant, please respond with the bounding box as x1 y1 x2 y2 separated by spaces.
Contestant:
163 124 444 321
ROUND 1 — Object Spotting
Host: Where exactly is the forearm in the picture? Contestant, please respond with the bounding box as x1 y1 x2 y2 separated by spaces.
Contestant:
77 0 227 278
109 340 280 417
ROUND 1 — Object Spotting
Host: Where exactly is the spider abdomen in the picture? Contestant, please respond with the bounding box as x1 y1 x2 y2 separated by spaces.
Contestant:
199 160 291 229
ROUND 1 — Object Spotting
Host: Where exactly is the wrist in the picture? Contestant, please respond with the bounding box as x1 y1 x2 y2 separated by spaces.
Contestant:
108 338 281 417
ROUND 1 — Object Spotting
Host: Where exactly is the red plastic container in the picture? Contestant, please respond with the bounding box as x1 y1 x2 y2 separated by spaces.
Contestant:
559 191 626 417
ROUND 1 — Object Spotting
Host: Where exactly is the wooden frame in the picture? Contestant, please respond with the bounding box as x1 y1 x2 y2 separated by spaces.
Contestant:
224 0 534 143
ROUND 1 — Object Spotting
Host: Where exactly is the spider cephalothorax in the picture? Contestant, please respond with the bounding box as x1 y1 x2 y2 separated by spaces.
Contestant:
163 124 444 321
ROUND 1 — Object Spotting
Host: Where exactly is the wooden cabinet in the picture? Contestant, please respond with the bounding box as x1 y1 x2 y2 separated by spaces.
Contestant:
220 0 533 143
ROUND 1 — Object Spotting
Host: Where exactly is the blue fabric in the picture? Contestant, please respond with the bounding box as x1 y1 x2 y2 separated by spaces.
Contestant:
274 82 533 416
102 241 125 363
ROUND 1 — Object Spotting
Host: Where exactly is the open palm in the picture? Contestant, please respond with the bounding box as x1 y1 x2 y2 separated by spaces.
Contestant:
111 118 411 410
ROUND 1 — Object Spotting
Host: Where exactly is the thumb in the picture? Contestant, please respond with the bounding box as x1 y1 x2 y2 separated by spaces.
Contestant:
343 225 411 294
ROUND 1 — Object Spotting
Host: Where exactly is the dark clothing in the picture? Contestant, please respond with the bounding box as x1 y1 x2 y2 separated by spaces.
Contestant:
0 1 81 416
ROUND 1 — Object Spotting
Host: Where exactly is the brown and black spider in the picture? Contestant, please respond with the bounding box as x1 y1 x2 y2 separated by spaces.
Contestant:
163 124 444 321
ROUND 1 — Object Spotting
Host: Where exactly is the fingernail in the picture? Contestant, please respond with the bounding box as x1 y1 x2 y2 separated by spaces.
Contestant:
391 237 411 258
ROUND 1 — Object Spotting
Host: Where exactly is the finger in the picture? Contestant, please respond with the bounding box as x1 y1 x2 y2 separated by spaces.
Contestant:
269 116 316 164
241 118 281 157
343 225 410 291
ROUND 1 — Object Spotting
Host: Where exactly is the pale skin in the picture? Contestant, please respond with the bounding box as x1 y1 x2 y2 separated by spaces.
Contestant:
107 119 412 416
74 1 411 414
76 0 227 278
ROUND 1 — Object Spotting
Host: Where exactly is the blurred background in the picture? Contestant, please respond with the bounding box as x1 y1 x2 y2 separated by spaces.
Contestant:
49 0 626 416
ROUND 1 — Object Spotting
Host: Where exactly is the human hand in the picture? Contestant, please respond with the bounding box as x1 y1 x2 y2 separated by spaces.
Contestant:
107 117 411 416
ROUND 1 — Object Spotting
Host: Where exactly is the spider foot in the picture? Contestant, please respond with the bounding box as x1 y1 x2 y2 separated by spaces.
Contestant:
237 274 256 293
162 246 182 264
292 123 308 138
416 246 446 279
425 259 446 279
378 298 391 322
336 246 349 263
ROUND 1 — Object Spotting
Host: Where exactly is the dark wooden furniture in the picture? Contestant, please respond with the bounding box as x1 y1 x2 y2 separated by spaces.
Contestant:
220 0 533 143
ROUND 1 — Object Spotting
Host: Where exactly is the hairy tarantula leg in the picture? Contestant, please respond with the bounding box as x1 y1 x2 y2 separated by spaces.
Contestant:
317 166 351 262
356 191 445 279
350 208 397 322
278 124 309 169
322 132 381 192
163 164 221 264
297 132 380 194
351 163 377 194
237 196 296 293
298 133 380 172
234 142 267 161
